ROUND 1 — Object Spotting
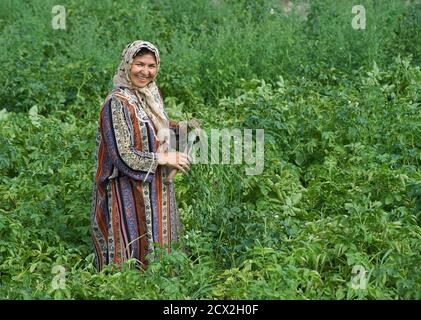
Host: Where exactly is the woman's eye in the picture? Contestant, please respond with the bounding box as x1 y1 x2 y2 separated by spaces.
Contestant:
136 64 155 68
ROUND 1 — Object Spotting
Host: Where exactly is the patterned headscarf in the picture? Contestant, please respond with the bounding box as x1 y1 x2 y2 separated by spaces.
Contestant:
113 40 169 146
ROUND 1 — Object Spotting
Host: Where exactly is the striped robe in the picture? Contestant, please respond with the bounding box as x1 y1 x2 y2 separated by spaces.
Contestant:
91 86 181 271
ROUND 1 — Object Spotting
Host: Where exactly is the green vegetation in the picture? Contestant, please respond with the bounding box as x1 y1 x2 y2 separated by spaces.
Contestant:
0 0 420 299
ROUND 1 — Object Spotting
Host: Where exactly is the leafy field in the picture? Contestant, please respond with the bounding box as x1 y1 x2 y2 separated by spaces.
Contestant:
0 0 420 299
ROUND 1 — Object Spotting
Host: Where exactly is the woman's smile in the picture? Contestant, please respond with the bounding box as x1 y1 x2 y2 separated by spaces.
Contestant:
136 75 148 81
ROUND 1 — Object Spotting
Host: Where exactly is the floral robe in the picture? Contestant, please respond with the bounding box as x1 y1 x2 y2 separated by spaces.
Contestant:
91 86 180 271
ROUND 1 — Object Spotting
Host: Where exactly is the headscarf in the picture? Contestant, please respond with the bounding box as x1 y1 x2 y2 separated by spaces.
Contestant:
113 40 170 148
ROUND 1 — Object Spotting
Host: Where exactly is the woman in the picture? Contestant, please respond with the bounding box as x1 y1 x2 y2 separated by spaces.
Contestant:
91 40 191 271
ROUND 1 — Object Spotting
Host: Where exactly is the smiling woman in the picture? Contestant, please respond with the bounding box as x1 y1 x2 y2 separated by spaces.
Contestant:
90 40 192 271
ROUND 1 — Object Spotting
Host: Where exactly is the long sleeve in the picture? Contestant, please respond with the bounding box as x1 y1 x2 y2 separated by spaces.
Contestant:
100 96 159 183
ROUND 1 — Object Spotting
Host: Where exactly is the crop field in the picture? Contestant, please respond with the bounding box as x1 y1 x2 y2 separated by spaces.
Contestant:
0 0 420 299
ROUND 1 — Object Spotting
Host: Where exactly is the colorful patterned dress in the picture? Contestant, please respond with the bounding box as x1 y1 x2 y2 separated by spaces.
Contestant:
91 86 181 271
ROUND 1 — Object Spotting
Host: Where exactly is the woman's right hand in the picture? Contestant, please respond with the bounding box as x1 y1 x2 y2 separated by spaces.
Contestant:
157 152 192 174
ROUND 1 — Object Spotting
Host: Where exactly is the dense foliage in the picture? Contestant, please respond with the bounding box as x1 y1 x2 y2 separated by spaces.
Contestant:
0 0 420 299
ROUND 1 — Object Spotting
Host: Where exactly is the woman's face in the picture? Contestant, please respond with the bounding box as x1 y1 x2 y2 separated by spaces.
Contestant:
130 53 157 88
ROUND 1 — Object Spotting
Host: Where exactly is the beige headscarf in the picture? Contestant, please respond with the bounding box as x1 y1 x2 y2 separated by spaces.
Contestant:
113 40 170 147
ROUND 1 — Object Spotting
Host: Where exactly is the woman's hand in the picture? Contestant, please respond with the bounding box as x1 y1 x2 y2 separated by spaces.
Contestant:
157 152 192 174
